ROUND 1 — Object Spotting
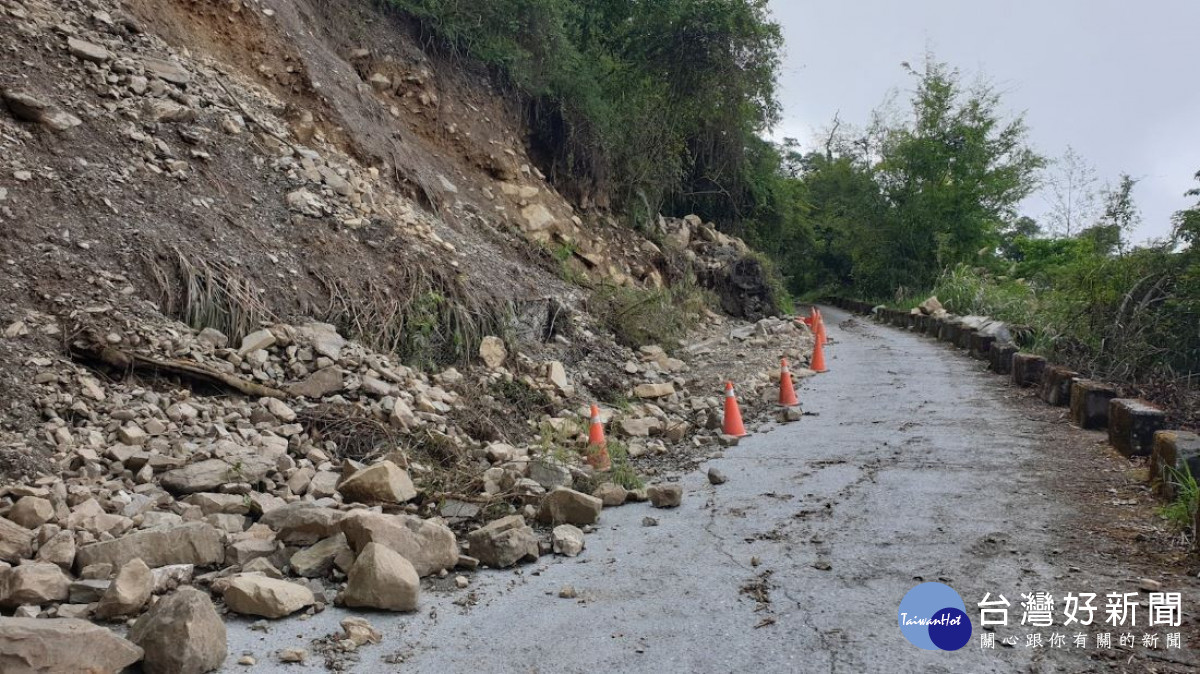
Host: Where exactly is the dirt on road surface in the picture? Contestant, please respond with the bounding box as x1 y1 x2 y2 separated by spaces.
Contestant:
225 306 1200 673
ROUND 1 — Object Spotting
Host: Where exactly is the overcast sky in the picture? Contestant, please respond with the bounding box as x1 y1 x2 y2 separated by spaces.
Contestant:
767 0 1200 242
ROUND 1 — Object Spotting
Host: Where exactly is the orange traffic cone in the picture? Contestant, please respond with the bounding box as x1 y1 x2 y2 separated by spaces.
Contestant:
586 404 611 470
779 358 799 407
811 334 828 373
722 381 747 437
815 310 827 347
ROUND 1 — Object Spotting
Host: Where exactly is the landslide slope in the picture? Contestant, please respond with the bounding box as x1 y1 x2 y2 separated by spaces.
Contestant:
0 0 674 435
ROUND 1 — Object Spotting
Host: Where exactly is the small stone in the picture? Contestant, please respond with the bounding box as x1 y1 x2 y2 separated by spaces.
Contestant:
551 525 585 557
454 575 469 589
1138 578 1162 593
223 575 315 619
265 397 296 422
634 382 675 399
290 534 350 578
707 468 727 485
592 483 627 507
68 37 112 62
341 617 381 647
529 459 572 490
239 655 256 666
537 488 602 526
238 329 276 355
466 516 538 568
558 585 578 599
642 517 658 527
646 483 683 508
197 327 228 348
118 424 148 446
547 361 570 393
287 367 344 398
278 649 307 663
479 336 507 369
337 461 417 504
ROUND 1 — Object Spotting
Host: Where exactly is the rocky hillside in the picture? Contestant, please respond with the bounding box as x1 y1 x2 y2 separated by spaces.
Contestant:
0 0 808 670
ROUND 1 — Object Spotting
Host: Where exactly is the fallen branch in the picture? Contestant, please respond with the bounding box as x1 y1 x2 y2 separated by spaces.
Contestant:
69 336 288 400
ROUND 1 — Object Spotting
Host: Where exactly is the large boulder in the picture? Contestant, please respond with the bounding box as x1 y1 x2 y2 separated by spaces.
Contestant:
340 512 457 577
258 503 346 546
337 461 417 504
466 516 539 568
129 587 227 674
342 543 419 612
75 523 223 570
0 618 143 673
0 563 71 608
8 497 54 529
537 488 602 526
95 558 153 619
222 575 314 619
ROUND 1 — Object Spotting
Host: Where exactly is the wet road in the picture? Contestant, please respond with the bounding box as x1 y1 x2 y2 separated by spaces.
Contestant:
225 306 1179 673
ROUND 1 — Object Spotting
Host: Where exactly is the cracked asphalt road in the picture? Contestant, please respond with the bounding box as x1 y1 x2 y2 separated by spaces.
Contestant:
225 306 1197 673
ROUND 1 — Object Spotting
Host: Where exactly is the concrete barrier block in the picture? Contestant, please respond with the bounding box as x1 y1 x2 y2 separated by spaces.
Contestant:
1011 353 1046 387
1108 399 1166 457
969 333 995 360
940 323 956 343
1039 365 1079 406
989 343 1018 375
1148 430 1200 500
1069 379 1118 430
955 327 975 350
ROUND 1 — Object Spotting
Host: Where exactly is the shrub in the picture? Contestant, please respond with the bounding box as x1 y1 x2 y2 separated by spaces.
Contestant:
589 279 713 350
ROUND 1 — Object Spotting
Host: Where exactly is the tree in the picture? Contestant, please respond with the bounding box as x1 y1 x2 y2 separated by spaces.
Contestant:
1171 170 1200 246
998 215 1041 261
1090 173 1140 254
858 56 1044 293
1045 146 1099 237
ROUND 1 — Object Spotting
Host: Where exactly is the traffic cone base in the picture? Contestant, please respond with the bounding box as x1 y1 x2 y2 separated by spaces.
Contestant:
586 404 611 470
723 381 748 437
778 358 799 407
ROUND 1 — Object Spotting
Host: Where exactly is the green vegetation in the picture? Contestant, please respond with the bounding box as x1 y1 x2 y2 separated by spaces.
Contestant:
605 439 644 491
1159 463 1198 531
383 0 781 222
589 279 714 350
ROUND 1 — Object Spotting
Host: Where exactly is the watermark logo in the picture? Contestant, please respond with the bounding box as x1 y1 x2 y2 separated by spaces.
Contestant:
899 582 973 651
